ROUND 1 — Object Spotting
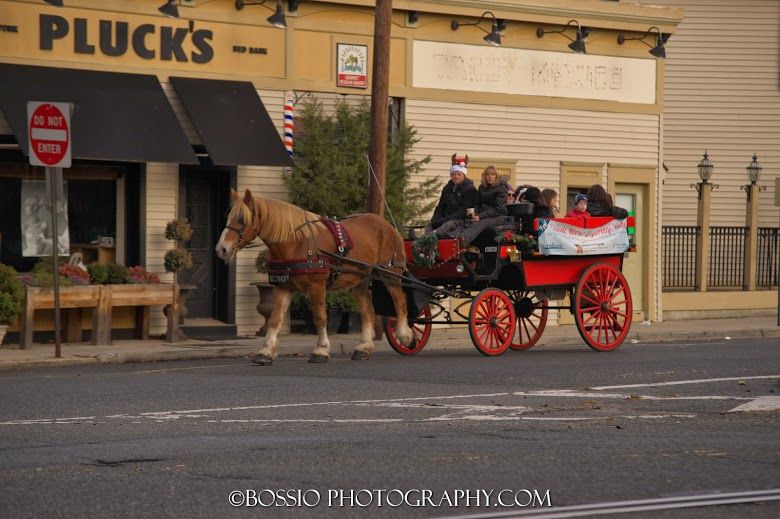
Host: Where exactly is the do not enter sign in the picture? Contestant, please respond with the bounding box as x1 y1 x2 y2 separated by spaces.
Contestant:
27 101 71 168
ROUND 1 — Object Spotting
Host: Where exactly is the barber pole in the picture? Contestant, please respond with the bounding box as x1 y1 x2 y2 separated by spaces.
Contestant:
283 91 294 156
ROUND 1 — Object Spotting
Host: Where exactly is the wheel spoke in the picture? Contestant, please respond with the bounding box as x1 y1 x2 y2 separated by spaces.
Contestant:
478 325 490 345
597 312 608 343
582 310 600 326
609 285 626 300
488 329 499 350
522 317 539 333
581 293 601 306
521 318 533 341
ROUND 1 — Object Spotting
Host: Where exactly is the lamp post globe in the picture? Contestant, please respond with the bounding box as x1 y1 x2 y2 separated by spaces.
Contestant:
697 150 713 182
746 153 762 184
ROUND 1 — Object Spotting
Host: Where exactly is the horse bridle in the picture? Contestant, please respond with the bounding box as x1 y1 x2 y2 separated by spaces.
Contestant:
225 202 259 250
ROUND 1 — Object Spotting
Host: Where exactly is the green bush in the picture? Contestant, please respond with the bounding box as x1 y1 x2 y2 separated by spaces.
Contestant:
0 264 23 325
286 97 439 226
290 292 310 314
289 290 357 312
31 257 72 288
87 263 109 284
105 263 129 285
326 290 358 312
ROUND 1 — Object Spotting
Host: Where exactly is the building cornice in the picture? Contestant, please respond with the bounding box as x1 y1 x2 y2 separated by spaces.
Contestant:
308 0 684 33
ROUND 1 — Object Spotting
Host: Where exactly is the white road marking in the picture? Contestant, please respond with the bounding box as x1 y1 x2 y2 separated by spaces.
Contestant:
443 488 780 518
513 390 752 401
728 396 780 413
212 419 405 423
591 374 779 390
131 364 240 374
3 373 776 427
122 392 511 417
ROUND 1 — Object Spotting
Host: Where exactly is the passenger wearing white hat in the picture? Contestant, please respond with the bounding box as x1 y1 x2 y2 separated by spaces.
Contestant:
426 153 478 235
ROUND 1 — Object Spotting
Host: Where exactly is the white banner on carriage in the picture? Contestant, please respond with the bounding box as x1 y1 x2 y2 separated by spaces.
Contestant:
537 219 629 256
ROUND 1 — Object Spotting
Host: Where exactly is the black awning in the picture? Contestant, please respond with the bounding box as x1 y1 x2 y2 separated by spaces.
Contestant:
0 64 197 164
170 77 292 167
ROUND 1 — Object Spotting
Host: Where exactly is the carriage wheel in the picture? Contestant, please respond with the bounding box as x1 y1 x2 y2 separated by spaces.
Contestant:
384 304 432 356
468 288 516 356
574 262 632 352
508 291 548 351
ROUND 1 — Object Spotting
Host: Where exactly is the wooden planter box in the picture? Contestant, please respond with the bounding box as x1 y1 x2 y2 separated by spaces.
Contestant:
18 284 185 348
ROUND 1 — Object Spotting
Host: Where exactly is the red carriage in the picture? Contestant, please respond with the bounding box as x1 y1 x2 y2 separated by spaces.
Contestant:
381 204 635 356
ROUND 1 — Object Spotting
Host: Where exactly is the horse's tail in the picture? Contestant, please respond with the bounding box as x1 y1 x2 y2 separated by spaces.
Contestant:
384 217 407 268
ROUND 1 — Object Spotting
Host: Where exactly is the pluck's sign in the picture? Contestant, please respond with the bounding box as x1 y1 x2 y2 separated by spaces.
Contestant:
40 14 214 63
0 3 285 77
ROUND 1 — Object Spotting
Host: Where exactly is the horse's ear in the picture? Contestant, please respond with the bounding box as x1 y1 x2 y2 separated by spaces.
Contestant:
464 154 469 165
230 189 239 202
451 153 457 165
243 188 253 205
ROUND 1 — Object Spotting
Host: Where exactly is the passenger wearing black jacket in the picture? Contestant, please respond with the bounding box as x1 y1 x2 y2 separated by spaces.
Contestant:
428 158 478 236
460 165 508 245
586 184 629 219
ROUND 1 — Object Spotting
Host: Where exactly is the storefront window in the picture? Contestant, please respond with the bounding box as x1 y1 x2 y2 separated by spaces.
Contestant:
0 157 136 272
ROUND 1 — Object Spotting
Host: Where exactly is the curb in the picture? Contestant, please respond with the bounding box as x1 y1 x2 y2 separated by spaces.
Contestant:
0 327 777 371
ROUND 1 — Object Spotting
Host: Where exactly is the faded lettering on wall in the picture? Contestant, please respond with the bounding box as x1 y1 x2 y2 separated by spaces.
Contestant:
414 41 654 104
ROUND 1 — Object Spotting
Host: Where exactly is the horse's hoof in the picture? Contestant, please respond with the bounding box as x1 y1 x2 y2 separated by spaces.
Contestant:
251 354 273 366
308 354 329 364
352 350 371 361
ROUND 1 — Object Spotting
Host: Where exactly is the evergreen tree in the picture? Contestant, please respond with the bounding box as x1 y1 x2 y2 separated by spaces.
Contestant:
286 98 440 227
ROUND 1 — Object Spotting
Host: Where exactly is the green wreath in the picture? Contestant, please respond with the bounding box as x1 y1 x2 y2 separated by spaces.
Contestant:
411 233 438 269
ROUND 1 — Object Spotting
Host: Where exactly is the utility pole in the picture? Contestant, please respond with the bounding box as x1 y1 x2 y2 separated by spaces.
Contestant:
366 0 392 216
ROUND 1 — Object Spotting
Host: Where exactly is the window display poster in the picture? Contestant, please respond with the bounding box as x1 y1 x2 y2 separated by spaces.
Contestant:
20 180 70 257
337 44 367 88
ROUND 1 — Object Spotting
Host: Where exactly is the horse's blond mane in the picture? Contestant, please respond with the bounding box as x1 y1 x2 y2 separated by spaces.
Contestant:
232 195 321 244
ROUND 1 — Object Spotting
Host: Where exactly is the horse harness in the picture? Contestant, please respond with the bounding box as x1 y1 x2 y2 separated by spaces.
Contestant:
266 216 355 286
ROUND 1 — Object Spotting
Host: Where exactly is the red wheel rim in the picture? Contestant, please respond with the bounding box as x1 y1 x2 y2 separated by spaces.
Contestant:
508 291 548 351
384 305 432 356
574 263 632 351
469 288 516 356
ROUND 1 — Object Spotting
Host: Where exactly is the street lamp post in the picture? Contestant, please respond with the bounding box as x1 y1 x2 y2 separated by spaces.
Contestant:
691 151 717 291
741 154 764 291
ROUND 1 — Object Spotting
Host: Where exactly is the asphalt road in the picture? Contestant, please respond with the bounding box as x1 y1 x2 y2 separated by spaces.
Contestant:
0 337 778 518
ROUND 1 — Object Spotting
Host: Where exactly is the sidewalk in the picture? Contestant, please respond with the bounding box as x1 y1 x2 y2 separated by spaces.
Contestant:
1 316 778 371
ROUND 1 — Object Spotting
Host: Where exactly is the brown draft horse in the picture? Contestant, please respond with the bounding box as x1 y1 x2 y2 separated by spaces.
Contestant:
215 189 413 365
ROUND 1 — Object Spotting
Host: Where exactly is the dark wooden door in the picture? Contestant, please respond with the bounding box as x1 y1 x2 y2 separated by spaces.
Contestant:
180 173 216 318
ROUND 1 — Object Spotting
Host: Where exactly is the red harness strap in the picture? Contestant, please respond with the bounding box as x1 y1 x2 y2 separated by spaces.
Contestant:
319 217 353 255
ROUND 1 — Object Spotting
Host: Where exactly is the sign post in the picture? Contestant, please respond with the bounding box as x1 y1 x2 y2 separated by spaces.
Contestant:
28 101 71 358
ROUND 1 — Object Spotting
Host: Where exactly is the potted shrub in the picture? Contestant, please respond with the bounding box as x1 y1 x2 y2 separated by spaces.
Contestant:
327 290 359 334
164 217 193 283
0 264 24 345
288 290 359 334
163 218 194 333
290 292 316 334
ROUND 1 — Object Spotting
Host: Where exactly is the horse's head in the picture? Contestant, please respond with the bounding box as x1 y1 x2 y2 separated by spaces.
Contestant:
215 188 259 262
